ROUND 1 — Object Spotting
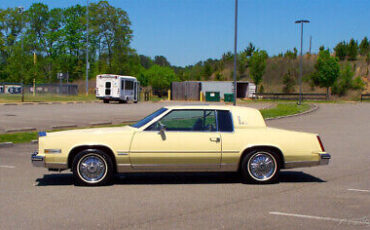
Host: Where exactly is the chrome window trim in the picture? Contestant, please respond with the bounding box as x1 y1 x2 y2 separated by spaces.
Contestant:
215 109 219 131
144 109 218 132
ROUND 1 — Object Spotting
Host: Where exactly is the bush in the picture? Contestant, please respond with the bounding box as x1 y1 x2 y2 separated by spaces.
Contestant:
282 70 296 93
332 63 365 96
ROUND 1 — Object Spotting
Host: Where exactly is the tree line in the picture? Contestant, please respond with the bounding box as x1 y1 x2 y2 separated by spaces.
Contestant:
0 1 179 92
0 1 368 96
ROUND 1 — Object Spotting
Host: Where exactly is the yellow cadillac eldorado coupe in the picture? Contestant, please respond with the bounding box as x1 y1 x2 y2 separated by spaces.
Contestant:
31 105 330 186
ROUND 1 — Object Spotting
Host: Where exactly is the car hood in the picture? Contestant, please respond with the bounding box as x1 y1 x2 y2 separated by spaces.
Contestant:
45 125 136 137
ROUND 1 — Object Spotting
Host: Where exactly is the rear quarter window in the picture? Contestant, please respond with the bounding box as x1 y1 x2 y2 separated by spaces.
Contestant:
217 110 233 132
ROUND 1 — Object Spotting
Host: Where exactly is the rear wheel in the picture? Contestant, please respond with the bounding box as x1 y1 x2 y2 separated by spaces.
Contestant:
72 149 113 186
240 149 280 184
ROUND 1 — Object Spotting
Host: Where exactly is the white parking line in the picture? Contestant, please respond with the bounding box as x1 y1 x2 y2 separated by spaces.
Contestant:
0 165 15 169
347 188 370 193
269 211 370 226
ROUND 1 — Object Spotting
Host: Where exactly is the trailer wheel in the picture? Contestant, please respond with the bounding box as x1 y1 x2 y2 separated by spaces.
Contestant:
103 99 109 104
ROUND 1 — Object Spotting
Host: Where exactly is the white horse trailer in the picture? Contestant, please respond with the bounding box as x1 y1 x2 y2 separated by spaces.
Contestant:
96 74 140 103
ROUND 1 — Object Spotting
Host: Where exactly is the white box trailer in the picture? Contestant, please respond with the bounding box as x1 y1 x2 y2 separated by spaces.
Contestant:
96 74 140 103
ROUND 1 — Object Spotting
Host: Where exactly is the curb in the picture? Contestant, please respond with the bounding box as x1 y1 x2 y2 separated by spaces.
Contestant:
0 101 100 106
265 104 319 121
51 124 78 130
89 121 113 126
0 142 14 148
5 127 37 133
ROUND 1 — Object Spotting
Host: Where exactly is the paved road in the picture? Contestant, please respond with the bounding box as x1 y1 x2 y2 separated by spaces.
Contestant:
0 101 271 133
0 103 369 229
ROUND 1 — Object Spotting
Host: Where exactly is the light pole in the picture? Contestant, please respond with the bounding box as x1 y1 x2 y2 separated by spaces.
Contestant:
85 0 89 96
233 0 238 106
18 6 25 102
295 19 309 105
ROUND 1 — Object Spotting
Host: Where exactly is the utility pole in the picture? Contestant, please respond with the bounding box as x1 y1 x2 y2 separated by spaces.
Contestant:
85 0 89 96
309 35 312 54
295 19 310 105
18 6 25 102
233 0 238 106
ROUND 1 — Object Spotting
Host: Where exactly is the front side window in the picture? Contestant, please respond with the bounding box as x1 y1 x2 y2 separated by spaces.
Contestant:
147 110 217 131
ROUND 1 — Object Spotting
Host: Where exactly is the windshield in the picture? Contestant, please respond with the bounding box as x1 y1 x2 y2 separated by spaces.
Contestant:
130 107 168 128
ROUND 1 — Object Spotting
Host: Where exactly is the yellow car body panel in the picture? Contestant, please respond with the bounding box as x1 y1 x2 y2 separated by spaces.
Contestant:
33 105 329 172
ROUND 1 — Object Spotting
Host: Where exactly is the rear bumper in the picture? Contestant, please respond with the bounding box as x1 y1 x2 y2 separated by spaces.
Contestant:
284 153 331 169
96 96 121 101
31 151 45 167
319 153 331 165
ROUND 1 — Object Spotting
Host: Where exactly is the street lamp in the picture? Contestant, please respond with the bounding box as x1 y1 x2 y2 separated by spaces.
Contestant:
85 0 89 96
295 19 309 105
18 6 25 102
233 0 238 106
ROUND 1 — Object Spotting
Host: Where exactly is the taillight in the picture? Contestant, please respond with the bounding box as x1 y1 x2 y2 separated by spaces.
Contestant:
317 136 325 152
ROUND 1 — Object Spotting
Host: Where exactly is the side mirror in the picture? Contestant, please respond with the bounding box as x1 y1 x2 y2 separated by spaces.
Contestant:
158 123 166 140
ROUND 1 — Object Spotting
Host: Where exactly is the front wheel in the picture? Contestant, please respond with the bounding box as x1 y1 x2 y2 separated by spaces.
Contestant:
72 149 113 186
240 150 280 184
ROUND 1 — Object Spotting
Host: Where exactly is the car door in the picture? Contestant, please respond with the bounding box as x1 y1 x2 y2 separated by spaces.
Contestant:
129 109 221 171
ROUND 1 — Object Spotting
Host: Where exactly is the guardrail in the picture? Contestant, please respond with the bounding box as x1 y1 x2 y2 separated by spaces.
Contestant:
360 94 370 102
253 93 328 101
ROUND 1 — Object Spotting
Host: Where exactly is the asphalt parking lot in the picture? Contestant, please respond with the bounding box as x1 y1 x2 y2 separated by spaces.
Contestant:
0 103 369 229
0 101 270 132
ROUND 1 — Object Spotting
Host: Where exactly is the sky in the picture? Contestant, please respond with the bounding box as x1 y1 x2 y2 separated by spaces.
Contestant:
1 0 369 66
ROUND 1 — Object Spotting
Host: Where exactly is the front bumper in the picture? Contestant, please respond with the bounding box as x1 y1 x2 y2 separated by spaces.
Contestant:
31 151 45 167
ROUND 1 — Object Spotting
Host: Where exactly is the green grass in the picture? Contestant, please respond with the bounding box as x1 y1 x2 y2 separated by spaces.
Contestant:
0 132 38 144
239 98 346 104
0 94 98 103
0 103 311 144
260 103 311 119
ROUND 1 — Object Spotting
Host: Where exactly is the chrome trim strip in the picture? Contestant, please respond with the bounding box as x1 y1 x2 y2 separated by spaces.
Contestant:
44 149 62 154
132 163 219 168
45 163 68 169
117 164 132 172
285 161 320 169
130 150 222 153
117 151 129 155
117 163 239 173
220 163 238 171
222 150 240 153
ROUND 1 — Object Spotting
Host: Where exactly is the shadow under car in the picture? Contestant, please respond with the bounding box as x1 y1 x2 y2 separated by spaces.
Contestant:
35 171 326 186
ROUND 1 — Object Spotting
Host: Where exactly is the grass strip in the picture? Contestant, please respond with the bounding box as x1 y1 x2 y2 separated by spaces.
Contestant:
260 103 311 119
0 132 38 144
0 94 97 103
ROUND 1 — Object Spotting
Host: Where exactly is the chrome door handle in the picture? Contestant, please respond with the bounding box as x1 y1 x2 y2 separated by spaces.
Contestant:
210 137 220 142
